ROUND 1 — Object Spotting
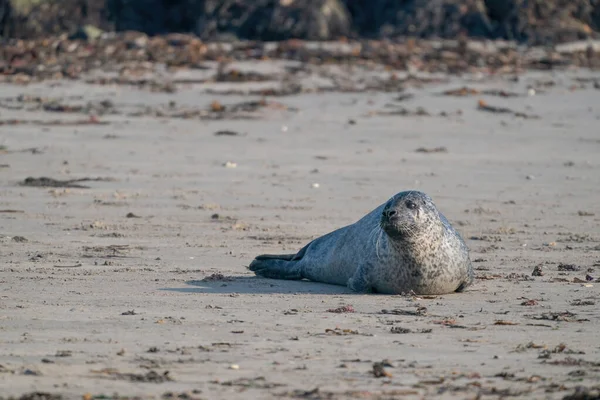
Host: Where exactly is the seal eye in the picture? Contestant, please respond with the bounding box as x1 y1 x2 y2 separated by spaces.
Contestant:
406 200 417 210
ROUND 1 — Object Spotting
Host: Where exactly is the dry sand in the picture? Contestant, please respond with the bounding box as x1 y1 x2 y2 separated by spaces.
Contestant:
1 63 599 399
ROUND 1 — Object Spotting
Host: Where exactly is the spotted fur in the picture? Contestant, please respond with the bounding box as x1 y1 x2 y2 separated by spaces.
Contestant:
249 191 474 295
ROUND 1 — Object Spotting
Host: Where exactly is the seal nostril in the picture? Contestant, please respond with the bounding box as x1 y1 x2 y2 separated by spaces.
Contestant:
383 210 397 218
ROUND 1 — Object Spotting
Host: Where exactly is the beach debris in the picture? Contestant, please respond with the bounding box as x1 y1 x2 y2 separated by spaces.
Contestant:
53 264 83 268
394 93 415 102
91 368 173 383
213 376 284 389
370 106 431 117
520 299 539 306
514 342 546 352
325 328 360 336
20 176 112 189
10 392 60 400
570 299 595 306
558 263 581 271
372 360 394 378
442 87 519 97
577 210 595 216
415 146 448 153
215 67 271 83
432 318 457 326
528 312 586 322
326 305 354 313
214 130 243 136
477 100 513 114
390 326 412 334
495 320 519 326
380 307 428 316
477 100 539 119
0 117 108 126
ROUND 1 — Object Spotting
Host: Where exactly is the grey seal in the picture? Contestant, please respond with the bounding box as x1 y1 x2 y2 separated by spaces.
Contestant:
248 190 474 295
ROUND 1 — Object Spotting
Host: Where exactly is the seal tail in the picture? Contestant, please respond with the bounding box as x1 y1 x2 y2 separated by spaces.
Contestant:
248 253 302 280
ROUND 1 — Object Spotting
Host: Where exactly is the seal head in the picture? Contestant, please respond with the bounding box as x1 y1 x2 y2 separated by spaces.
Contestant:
380 191 440 243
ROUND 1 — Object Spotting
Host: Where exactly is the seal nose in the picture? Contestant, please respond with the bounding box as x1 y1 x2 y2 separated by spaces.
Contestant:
383 209 397 219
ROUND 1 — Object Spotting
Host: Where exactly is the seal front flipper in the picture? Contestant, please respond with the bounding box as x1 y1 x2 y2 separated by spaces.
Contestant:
454 268 475 292
347 266 373 293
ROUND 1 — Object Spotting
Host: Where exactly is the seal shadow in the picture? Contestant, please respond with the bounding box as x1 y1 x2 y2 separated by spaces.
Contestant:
160 276 360 295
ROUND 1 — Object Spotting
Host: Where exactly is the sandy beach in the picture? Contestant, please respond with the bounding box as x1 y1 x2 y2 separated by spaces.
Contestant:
1 61 599 399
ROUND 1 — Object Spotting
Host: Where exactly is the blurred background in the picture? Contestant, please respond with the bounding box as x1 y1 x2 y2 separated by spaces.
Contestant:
1 0 599 44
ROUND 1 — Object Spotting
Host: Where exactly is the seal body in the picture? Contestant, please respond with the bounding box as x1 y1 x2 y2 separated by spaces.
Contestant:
249 191 474 295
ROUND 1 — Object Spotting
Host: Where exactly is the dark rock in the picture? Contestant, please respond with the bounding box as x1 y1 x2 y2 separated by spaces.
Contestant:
1 0 111 39
106 0 352 41
106 0 166 35
344 0 598 44
102 0 600 43
1 0 600 44
68 24 104 41
0 0 11 37
345 0 493 39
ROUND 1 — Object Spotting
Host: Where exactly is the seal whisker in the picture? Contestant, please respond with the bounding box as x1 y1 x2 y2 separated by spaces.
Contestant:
368 224 378 245
375 228 383 261
368 222 384 262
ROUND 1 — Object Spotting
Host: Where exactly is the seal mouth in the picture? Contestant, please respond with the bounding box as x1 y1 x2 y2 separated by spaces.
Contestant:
380 217 409 239
380 206 422 240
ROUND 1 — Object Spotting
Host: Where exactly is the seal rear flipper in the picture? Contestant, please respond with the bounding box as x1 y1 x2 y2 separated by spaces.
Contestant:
249 240 314 280
248 257 302 280
253 253 297 261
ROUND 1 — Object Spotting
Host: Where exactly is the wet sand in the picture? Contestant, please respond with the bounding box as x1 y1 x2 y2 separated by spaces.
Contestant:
1 64 599 399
